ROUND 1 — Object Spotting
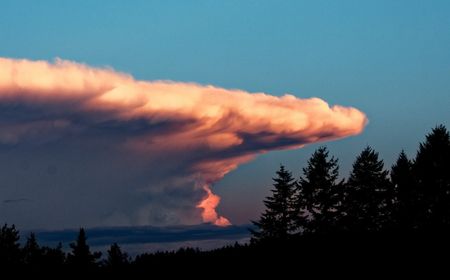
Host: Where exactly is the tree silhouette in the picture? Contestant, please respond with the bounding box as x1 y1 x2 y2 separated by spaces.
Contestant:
23 232 43 266
0 224 21 266
414 125 450 229
296 147 344 235
104 243 129 268
41 242 66 267
391 150 416 230
342 147 393 232
67 228 101 268
251 165 297 242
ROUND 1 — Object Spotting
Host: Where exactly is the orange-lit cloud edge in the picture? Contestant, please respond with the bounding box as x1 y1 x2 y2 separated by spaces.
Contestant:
0 57 367 226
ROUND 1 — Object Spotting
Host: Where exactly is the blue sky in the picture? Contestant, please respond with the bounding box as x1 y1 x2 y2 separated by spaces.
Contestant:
1 0 449 225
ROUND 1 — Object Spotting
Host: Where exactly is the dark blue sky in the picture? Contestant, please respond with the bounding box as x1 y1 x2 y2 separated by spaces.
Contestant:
0 0 449 225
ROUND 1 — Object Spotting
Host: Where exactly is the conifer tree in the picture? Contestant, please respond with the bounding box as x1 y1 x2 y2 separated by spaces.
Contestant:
104 243 129 268
23 232 43 266
67 228 101 268
296 147 344 235
0 224 22 266
251 165 297 242
342 147 393 232
414 125 450 229
391 150 415 230
41 242 66 267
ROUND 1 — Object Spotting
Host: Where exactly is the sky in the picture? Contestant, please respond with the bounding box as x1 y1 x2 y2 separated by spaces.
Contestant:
0 0 449 229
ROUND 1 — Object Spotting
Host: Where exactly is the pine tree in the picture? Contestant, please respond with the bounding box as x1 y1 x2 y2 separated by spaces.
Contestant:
251 165 297 243
41 243 66 267
391 150 416 230
342 147 393 232
23 232 43 266
414 125 450 229
104 243 129 268
67 228 101 268
0 224 22 266
296 147 344 235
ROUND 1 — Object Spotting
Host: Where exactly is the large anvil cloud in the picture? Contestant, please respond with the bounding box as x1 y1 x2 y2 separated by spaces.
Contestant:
0 57 367 228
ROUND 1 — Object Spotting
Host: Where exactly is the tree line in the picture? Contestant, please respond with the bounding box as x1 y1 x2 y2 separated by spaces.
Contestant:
0 224 253 271
0 124 449 271
0 226 128 270
251 124 450 242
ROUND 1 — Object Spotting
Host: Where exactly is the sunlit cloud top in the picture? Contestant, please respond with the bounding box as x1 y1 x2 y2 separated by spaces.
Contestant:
0 57 367 227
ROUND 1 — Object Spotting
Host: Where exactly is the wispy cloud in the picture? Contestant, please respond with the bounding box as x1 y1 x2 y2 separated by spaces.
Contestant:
3 198 30 204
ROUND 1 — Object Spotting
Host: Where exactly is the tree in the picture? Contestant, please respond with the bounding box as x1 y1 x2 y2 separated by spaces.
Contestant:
413 125 450 229
0 224 22 266
342 147 393 232
391 150 416 230
296 147 344 235
251 165 297 243
41 243 66 267
104 243 129 268
23 232 43 266
67 228 101 268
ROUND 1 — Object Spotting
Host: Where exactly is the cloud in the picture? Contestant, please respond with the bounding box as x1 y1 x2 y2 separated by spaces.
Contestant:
3 198 30 204
0 57 367 228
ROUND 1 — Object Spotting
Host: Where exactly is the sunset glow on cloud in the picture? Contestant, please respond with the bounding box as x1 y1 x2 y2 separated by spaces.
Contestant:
0 57 367 226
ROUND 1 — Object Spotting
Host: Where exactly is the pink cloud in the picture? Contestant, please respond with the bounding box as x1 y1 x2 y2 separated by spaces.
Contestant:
0 57 367 226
